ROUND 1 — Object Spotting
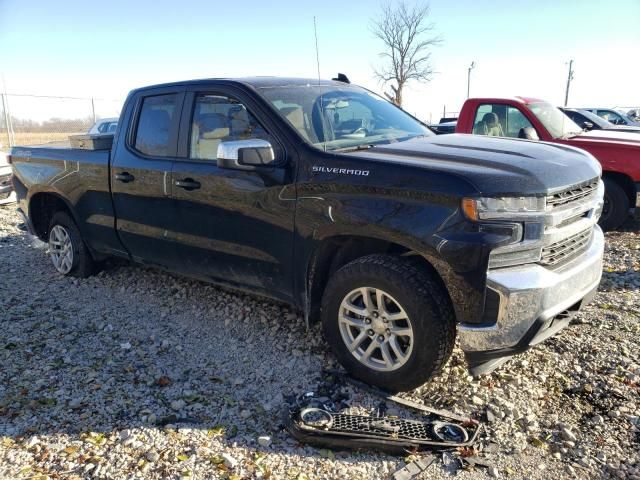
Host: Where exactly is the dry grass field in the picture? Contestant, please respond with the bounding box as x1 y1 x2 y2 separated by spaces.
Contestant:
7 132 79 146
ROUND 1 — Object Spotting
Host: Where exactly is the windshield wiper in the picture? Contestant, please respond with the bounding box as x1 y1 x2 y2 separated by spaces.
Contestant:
333 144 377 153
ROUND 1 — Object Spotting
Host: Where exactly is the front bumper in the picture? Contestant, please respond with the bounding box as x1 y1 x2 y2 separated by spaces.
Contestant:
459 225 604 375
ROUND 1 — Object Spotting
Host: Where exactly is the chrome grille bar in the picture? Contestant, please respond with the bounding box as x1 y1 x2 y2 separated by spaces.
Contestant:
540 229 592 267
547 179 599 209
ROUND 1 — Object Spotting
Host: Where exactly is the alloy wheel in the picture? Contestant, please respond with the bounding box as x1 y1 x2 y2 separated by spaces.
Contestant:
49 225 74 274
338 287 414 372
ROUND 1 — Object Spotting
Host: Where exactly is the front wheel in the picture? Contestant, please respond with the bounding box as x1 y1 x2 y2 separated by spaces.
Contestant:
321 254 456 392
48 211 95 278
599 179 629 231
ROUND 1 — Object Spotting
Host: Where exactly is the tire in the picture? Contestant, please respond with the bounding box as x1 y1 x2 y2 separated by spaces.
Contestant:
48 211 95 278
321 254 456 392
599 179 629 231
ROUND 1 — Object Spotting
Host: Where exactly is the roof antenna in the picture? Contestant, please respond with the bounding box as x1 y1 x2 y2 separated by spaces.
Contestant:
313 16 322 86
313 16 327 152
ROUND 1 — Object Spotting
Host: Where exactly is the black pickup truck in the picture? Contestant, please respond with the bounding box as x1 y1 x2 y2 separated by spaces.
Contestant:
11 77 605 391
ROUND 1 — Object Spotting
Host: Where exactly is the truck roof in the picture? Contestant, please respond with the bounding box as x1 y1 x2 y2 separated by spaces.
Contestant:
467 96 548 105
132 77 349 93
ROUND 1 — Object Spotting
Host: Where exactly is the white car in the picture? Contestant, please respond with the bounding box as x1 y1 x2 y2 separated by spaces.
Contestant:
0 148 13 201
88 117 119 135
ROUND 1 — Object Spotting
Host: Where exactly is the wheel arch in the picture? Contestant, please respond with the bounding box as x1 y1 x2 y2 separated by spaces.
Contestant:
304 234 454 325
602 171 636 209
28 191 78 242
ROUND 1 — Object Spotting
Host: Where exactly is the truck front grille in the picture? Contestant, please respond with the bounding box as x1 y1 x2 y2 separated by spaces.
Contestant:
539 229 592 267
547 179 598 209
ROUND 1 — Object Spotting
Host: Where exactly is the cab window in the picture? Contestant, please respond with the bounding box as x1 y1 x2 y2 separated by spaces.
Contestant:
134 94 179 157
189 94 270 161
472 104 535 138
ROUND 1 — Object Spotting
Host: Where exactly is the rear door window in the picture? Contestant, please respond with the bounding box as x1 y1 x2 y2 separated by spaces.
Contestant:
134 94 179 156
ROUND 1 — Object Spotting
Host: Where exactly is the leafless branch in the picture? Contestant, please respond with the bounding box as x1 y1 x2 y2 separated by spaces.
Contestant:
370 1 442 105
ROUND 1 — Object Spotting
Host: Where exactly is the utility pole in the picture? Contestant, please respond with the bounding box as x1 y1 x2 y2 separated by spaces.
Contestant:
91 97 96 123
564 59 574 106
467 61 476 99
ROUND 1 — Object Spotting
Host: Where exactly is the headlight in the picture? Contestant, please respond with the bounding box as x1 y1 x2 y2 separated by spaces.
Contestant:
462 196 546 220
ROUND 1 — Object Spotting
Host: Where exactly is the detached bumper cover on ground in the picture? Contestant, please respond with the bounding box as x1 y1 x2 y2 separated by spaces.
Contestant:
460 226 604 375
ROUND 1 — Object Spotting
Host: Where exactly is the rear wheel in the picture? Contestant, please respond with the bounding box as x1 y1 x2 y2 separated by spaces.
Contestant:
321 254 456 392
48 211 95 277
599 179 629 231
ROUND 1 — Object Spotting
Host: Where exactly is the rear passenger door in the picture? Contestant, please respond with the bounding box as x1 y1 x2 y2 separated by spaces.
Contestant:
111 87 185 267
169 87 296 301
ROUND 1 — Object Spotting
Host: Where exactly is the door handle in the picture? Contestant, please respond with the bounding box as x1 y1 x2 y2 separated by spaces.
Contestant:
115 172 135 183
174 178 201 190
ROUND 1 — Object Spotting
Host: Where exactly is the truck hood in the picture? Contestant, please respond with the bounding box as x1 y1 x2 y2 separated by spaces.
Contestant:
569 129 640 145
353 134 601 196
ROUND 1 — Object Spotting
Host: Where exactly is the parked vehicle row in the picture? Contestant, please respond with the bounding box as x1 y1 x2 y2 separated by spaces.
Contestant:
10 77 605 391
627 109 640 121
579 108 640 127
559 107 640 134
452 97 640 231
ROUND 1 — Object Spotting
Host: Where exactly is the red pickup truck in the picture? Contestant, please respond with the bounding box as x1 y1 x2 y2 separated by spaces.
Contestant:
456 97 640 230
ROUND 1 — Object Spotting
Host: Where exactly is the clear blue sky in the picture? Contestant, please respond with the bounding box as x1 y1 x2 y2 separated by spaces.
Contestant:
1 0 639 122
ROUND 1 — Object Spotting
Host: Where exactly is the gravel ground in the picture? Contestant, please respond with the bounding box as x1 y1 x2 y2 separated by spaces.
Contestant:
0 203 638 480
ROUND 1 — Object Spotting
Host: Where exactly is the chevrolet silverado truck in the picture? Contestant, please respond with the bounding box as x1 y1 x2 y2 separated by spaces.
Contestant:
456 96 640 231
11 78 605 391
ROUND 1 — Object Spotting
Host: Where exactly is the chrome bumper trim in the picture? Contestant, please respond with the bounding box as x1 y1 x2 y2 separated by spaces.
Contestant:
459 225 604 352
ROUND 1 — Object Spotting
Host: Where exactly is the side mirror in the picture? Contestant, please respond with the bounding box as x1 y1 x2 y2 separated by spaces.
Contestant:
217 139 275 170
519 127 539 141
581 121 594 131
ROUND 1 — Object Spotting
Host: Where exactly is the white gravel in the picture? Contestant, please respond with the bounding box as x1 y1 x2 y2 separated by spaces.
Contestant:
1 204 638 480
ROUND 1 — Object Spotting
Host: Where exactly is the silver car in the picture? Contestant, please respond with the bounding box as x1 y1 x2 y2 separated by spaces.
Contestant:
580 108 640 127
88 117 119 135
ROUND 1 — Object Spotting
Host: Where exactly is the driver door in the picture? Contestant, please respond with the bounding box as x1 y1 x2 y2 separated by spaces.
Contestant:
169 89 296 301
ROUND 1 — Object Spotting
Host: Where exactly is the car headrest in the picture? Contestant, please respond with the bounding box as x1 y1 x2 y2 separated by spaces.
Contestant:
482 112 499 126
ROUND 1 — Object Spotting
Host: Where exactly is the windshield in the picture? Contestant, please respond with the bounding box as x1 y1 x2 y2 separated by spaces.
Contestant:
576 109 610 127
530 102 581 138
257 84 432 151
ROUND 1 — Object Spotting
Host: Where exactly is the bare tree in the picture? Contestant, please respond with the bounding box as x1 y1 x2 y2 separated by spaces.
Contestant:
371 1 442 106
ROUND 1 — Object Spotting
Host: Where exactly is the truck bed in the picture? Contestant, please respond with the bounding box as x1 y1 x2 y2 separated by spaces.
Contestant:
11 144 120 255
